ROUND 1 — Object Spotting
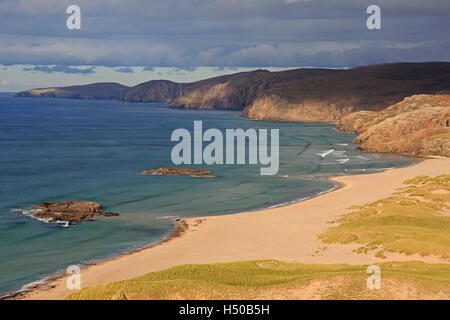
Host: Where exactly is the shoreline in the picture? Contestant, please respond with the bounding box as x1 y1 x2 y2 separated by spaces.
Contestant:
9 157 450 300
2 182 341 300
1 169 344 299
0 217 190 300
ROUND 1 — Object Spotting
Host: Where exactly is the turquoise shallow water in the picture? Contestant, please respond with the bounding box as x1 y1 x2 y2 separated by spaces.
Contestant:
0 95 418 295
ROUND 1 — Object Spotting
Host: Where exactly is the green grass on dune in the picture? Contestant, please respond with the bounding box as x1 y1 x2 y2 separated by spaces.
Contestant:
66 260 450 300
319 174 450 258
431 132 450 139
67 174 450 300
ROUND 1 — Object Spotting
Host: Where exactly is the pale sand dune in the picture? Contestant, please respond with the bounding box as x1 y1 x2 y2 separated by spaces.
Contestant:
22 158 450 300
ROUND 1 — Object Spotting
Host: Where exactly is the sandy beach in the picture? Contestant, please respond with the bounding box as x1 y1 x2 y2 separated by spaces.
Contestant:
20 157 450 300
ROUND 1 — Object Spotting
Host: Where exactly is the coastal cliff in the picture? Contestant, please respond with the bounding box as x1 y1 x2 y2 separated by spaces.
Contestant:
338 94 450 157
172 62 450 118
171 69 337 110
14 63 450 124
120 80 185 103
14 82 128 100
12 63 450 157
121 70 267 106
242 62 450 123
242 93 349 123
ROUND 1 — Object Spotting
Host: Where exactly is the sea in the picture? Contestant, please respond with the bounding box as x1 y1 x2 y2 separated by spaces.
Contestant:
0 93 418 296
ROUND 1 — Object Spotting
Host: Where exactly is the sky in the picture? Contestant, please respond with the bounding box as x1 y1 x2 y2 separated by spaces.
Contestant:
0 0 449 91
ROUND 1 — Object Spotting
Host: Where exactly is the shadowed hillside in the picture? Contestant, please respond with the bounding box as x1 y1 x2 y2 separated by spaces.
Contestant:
14 82 128 100
14 82 129 100
14 63 450 124
169 68 339 110
119 69 338 107
243 62 450 122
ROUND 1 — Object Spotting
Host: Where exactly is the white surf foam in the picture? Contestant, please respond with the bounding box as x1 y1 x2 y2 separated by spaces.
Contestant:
156 215 181 220
337 158 349 164
316 149 334 158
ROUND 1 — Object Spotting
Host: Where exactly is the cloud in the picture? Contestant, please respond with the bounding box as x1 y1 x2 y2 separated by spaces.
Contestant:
285 0 312 3
1 80 11 86
23 65 96 74
0 0 448 68
115 67 134 73
176 67 197 72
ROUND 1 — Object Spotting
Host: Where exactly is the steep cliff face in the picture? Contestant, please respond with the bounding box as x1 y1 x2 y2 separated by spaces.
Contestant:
120 80 185 103
241 94 351 123
338 94 450 157
243 62 450 123
14 83 128 100
121 71 262 105
171 69 338 110
14 63 450 128
171 75 264 110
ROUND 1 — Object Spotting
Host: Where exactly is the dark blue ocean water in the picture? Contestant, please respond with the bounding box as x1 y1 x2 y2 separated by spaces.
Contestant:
0 94 417 295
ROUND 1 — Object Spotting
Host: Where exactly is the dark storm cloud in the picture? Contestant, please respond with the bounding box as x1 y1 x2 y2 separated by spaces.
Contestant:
115 67 134 73
0 0 449 68
22 65 96 74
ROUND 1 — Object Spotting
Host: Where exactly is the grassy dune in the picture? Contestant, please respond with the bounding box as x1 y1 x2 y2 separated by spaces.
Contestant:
66 260 450 300
67 174 450 300
319 174 450 258
432 132 450 139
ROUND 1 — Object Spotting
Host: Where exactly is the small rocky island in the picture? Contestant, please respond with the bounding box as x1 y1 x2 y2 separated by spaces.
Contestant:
142 168 215 178
17 201 119 225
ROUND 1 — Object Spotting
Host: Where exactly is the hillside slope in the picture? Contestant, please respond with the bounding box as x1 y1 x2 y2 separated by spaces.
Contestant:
13 63 450 125
14 82 128 100
243 62 450 123
170 68 339 110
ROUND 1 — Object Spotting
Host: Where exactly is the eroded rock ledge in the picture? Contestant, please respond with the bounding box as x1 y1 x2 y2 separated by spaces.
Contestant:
17 201 119 225
337 94 450 157
142 168 214 177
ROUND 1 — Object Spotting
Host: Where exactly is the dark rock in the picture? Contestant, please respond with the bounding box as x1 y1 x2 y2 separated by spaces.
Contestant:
142 168 212 176
102 212 120 217
31 201 104 223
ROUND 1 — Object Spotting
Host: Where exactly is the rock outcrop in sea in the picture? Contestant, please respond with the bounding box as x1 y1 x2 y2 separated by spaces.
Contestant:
337 94 450 157
142 168 214 177
17 201 119 225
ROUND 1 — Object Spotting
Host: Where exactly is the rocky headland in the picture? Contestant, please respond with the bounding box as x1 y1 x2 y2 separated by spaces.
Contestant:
14 82 129 100
242 62 450 123
14 62 450 157
15 63 450 124
338 94 450 156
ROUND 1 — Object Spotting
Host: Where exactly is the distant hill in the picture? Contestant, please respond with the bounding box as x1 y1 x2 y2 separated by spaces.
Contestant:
120 68 339 109
120 79 184 103
170 68 338 110
122 62 450 122
243 62 450 122
119 69 322 107
14 62 450 123
14 82 129 100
